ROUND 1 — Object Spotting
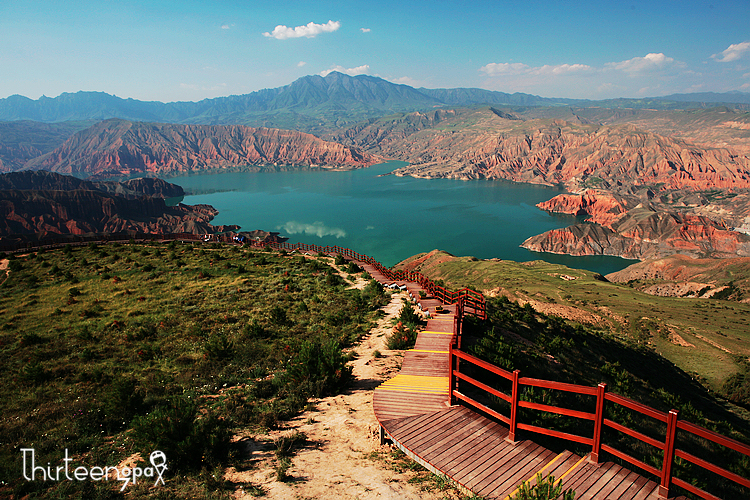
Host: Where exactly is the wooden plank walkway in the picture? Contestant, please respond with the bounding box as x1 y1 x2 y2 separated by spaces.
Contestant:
358 259 688 500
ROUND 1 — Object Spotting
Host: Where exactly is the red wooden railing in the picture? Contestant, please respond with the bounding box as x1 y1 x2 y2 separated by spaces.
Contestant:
448 344 750 499
254 240 486 319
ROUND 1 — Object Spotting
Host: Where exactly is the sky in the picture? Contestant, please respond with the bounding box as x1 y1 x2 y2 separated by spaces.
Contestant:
1 0 749 102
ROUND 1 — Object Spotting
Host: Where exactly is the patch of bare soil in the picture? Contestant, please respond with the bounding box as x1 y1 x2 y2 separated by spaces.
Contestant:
0 259 8 285
667 327 695 348
225 289 460 499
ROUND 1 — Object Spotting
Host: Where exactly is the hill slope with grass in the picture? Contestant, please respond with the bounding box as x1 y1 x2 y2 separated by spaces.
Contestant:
0 242 389 498
396 250 750 401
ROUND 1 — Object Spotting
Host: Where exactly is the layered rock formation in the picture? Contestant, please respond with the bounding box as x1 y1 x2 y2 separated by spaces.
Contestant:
522 206 750 260
339 108 750 194
24 119 381 177
0 171 236 238
0 170 184 199
535 190 632 226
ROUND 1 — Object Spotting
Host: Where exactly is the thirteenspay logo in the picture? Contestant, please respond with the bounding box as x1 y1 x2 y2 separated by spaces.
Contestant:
21 448 167 491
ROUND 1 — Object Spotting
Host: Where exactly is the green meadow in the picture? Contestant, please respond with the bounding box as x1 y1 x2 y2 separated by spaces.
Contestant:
0 241 387 498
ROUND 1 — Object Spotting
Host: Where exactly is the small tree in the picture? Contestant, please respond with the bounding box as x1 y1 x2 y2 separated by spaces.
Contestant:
515 473 575 500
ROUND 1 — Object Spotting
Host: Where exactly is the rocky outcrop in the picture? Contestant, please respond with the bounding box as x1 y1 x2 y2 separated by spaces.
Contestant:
535 190 632 226
0 171 234 238
0 189 237 237
24 119 381 177
0 170 184 199
522 208 750 260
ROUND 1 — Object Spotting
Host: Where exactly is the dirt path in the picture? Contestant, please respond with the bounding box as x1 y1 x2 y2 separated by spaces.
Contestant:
225 286 459 499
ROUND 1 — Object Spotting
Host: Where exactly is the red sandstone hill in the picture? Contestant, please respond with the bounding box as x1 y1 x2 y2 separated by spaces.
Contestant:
522 205 750 260
535 190 632 226
25 119 381 177
339 108 750 194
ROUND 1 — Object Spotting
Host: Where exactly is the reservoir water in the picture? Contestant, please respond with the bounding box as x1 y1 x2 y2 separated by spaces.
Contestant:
172 162 636 275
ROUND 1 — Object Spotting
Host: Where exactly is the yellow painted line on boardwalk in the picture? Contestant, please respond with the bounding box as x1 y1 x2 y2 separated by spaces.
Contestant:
410 349 449 354
378 374 449 394
376 387 449 394
422 331 455 335
503 452 566 500
429 317 455 321
554 455 587 487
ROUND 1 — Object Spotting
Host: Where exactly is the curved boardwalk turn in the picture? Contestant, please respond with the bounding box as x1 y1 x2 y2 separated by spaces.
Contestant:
360 260 685 500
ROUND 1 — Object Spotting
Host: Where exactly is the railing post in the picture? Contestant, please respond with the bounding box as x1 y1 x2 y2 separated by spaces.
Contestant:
507 369 521 443
449 341 456 405
659 409 679 499
591 383 607 463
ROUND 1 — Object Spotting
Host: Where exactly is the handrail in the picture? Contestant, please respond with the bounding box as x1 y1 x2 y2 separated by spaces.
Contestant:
449 342 750 499
255 240 486 319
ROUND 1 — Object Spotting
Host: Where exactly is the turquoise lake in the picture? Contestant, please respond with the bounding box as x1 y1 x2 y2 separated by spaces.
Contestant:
172 161 636 275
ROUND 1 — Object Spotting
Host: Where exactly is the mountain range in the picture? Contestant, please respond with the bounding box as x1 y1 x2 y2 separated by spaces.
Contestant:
2 72 749 133
3 72 750 262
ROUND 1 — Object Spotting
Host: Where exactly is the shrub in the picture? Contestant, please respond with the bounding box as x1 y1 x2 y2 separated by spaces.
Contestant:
131 396 230 471
346 262 362 274
205 333 234 362
334 254 346 266
268 305 291 327
398 301 422 327
20 361 48 384
386 322 418 350
286 339 352 397
515 473 575 500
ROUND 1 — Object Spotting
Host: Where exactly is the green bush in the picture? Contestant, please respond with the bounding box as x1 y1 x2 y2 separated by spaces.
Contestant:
286 339 352 397
515 473 575 500
131 396 230 471
334 254 346 266
398 301 422 327
386 322 419 350
346 262 362 274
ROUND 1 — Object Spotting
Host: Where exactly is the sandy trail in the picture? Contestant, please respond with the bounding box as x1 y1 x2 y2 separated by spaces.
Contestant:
225 280 456 499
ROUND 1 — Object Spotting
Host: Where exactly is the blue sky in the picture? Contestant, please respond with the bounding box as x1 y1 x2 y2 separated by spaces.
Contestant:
1 0 749 102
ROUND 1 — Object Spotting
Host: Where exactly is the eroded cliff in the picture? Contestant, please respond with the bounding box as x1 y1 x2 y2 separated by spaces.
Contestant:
0 171 235 238
25 119 382 177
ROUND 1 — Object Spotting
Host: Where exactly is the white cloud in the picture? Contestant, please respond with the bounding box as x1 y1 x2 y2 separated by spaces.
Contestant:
279 221 346 239
605 53 676 73
297 61 307 67
360 28 371 33
480 62 591 77
533 64 592 75
320 64 371 77
712 41 750 62
263 20 340 40
742 83 750 90
392 76 421 86
480 62 530 76
221 24 233 30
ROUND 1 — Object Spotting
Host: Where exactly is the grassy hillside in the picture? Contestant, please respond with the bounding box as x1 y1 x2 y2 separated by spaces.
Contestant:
0 241 387 498
396 251 750 399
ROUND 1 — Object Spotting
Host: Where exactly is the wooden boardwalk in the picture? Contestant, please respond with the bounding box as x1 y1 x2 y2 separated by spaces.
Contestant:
361 261 687 500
